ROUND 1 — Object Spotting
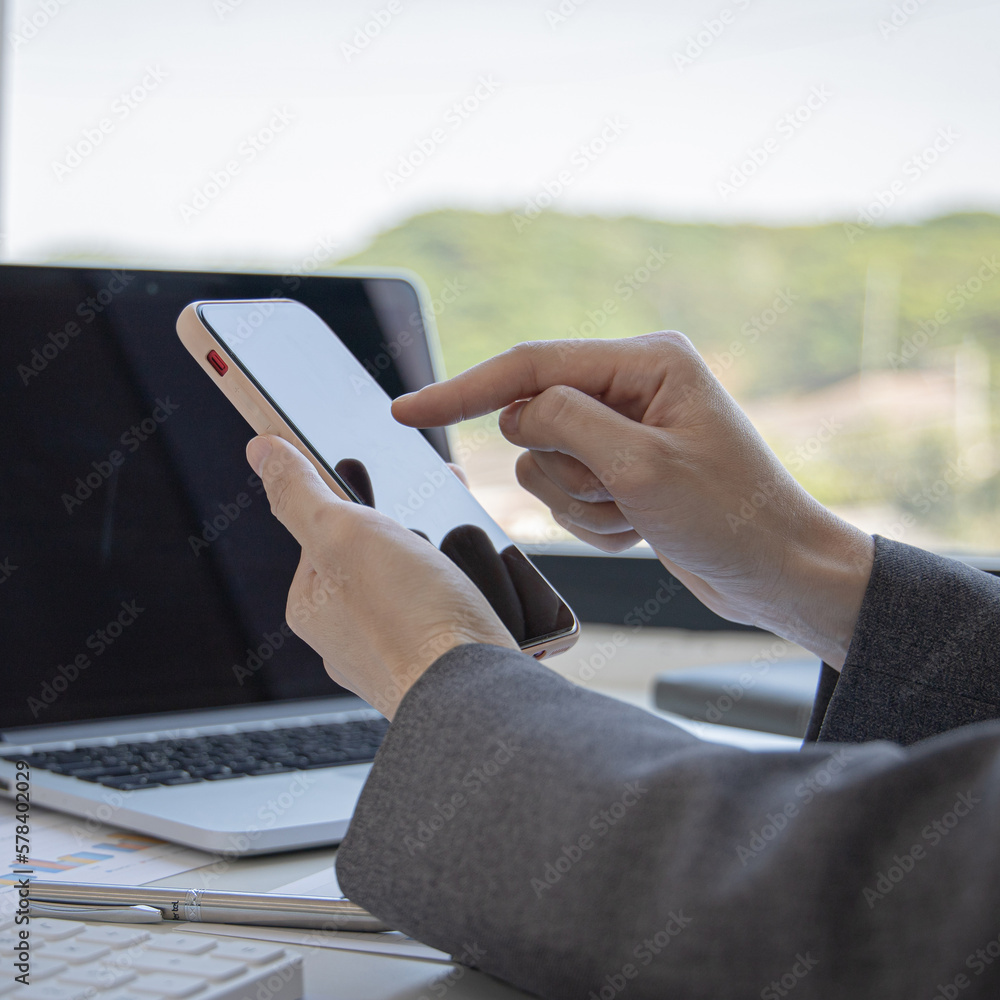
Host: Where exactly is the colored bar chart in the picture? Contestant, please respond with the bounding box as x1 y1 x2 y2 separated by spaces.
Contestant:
24 850 115 875
2 830 166 881
0 802 213 898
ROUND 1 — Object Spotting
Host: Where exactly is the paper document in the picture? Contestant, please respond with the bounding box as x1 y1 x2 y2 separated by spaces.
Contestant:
0 799 214 917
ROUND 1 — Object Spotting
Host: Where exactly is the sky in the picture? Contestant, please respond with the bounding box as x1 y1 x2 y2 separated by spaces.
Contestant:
3 0 999 268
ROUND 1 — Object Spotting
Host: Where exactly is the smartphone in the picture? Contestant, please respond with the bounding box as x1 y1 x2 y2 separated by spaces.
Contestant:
176 297 579 659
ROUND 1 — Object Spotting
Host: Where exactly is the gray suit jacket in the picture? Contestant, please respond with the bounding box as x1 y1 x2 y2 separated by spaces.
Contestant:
337 537 1000 998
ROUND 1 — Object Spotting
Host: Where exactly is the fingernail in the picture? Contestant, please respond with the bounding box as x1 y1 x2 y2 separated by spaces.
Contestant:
390 393 415 420
499 400 524 435
246 436 272 476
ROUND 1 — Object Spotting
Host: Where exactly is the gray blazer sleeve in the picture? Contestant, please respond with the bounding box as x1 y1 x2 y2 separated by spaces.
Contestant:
806 535 1000 744
336 538 1000 999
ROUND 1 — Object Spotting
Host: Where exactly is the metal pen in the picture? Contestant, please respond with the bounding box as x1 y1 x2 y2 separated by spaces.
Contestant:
27 880 390 932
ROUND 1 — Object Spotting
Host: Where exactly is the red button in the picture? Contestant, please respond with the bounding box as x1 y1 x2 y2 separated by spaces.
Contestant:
207 350 228 376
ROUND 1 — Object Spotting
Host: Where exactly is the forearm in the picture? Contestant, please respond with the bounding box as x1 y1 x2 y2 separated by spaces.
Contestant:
338 645 1000 999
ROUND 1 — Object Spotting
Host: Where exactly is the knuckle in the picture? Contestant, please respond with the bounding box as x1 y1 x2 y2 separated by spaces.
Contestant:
509 339 543 356
644 329 705 375
533 384 577 429
645 329 695 355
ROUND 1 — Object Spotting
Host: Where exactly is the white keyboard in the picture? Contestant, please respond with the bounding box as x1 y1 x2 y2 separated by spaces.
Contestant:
0 916 302 1000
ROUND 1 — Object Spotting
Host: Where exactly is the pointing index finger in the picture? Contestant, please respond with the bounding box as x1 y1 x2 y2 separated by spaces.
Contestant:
391 339 624 428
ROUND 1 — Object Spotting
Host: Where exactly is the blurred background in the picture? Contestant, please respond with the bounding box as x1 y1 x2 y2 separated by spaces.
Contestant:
4 0 1000 554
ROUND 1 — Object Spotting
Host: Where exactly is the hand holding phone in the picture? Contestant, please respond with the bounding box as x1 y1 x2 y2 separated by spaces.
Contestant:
176 298 579 678
245 432 518 717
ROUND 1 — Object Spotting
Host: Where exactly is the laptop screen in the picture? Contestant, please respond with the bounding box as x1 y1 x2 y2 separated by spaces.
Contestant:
0 266 447 732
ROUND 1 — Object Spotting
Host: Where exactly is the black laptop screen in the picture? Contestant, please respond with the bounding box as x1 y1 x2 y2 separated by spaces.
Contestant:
0 266 446 732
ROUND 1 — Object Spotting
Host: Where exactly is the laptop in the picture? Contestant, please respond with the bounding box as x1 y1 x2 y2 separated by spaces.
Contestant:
0 264 450 855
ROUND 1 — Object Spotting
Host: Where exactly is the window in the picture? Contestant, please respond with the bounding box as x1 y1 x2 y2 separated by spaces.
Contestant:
5 0 999 555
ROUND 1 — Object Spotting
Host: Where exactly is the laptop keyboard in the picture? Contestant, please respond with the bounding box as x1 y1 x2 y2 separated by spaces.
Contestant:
3 718 389 791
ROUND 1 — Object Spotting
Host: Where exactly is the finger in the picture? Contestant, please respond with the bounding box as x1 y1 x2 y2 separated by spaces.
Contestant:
557 521 643 553
334 458 375 507
500 386 652 495
439 524 525 642
247 435 354 553
391 339 639 427
499 545 567 639
515 452 632 535
523 449 614 504
446 462 470 489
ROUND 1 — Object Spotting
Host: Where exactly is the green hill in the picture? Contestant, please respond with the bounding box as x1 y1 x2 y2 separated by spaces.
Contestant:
340 209 1000 400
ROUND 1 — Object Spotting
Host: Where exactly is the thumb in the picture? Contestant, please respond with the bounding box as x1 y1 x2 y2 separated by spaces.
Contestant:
498 385 650 488
246 435 348 552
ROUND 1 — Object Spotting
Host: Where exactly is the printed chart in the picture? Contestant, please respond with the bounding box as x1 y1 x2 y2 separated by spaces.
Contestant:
0 799 214 916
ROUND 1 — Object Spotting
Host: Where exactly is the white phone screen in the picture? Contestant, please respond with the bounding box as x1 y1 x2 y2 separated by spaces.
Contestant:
198 299 576 648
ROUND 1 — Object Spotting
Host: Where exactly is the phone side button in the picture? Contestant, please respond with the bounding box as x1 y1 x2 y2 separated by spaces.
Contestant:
207 350 228 376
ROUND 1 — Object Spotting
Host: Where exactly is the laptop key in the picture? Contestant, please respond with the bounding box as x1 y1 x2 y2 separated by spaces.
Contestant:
129 974 207 998
58 764 136 780
32 919 87 940
223 760 259 773
145 934 216 955
42 940 112 964
301 751 349 764
210 941 286 965
59 967 137 990
50 750 95 763
31 957 69 981
132 769 190 782
134 954 245 981
75 926 151 948
99 777 164 790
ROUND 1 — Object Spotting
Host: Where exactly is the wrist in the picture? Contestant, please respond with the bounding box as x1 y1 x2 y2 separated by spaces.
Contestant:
762 510 874 670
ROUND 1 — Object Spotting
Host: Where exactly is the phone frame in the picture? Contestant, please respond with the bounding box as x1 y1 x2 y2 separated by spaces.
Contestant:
177 298 580 660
